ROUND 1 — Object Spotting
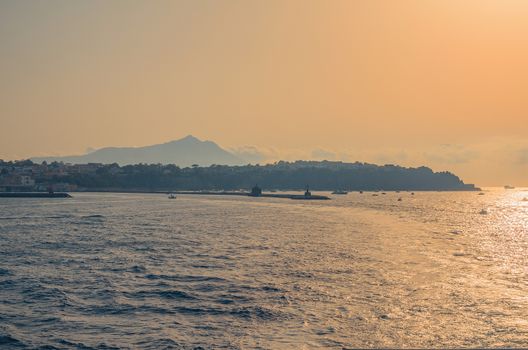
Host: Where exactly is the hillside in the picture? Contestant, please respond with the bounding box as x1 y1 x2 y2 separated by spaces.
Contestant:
44 160 479 191
31 135 243 167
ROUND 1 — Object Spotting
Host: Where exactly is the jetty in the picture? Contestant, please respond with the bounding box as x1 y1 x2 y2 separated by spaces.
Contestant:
0 192 72 198
171 191 330 200
172 186 330 200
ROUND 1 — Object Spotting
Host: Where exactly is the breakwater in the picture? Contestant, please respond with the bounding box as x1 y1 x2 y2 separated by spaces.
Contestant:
0 192 71 198
172 191 330 200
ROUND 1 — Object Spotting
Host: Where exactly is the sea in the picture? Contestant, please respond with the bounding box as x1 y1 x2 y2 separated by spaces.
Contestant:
0 189 527 349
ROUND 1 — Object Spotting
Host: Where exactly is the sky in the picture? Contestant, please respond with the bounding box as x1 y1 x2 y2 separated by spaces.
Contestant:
1 0 528 186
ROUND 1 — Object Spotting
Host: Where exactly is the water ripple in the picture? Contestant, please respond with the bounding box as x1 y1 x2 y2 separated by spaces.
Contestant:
0 190 527 348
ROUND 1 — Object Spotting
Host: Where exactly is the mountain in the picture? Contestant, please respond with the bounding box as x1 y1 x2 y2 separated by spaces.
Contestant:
31 135 244 167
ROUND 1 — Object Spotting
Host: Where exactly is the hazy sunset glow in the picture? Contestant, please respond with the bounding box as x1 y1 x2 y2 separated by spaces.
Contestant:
3 3 528 348
2 0 528 185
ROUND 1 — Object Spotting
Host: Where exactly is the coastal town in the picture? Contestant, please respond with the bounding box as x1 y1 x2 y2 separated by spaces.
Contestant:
0 160 104 192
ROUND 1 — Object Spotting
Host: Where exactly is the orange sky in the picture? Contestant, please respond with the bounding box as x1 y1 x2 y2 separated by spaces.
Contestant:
1 1 528 185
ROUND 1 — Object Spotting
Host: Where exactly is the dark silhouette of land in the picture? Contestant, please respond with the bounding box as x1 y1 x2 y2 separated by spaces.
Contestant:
5 160 478 192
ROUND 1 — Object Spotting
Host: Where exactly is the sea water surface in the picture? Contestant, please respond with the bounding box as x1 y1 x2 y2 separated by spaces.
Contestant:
1 189 527 349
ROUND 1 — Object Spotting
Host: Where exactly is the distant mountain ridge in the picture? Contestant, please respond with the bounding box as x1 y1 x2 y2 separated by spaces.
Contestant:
32 135 244 167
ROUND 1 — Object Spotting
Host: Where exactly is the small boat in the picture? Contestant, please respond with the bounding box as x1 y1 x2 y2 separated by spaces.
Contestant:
332 190 348 195
504 185 515 189
168 193 177 199
478 192 485 195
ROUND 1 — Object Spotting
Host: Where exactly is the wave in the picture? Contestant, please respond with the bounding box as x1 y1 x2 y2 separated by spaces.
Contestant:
173 305 287 321
0 215 73 220
81 214 106 219
0 216 30 221
134 338 181 350
130 265 146 273
45 215 74 219
144 273 226 283
57 338 120 350
20 285 69 307
229 306 285 321
124 289 197 300
78 303 176 317
0 334 26 348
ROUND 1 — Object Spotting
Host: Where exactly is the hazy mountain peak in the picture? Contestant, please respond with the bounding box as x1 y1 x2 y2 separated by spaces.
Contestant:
179 135 200 142
32 136 244 167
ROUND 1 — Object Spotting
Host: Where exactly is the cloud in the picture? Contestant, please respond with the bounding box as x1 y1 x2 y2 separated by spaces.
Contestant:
517 148 528 165
372 150 408 164
230 145 323 163
229 146 268 164
423 144 479 164
229 146 309 164
231 145 413 166
311 149 337 160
